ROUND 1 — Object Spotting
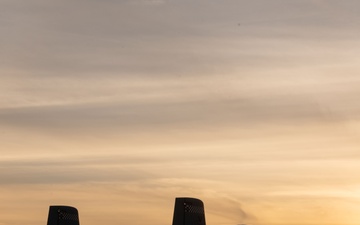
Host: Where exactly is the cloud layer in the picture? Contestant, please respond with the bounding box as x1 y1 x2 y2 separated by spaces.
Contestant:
2 1 360 225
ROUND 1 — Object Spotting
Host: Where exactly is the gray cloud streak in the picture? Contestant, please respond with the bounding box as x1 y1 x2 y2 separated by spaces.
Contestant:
0 158 157 185
0 97 338 132
2 90 360 134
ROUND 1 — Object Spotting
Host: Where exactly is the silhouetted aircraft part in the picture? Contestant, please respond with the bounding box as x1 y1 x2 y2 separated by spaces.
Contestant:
172 197 206 225
47 206 80 225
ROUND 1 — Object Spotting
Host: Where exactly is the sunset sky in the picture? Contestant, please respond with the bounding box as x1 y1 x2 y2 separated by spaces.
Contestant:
1 1 360 225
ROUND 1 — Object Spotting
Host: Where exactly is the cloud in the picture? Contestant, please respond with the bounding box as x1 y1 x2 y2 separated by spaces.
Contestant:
1 88 359 134
0 159 156 185
128 0 169 5
2 0 360 80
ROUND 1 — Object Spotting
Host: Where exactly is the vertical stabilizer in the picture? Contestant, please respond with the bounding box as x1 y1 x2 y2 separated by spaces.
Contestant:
172 198 206 225
47 206 80 225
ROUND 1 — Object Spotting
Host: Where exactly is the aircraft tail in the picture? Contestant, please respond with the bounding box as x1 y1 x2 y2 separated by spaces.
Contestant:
47 205 80 225
172 197 206 225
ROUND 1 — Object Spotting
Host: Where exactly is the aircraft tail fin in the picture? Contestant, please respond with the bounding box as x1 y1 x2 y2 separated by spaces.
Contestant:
47 205 80 225
172 197 206 225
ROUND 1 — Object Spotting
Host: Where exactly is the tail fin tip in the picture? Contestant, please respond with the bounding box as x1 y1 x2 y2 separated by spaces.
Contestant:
47 205 80 225
172 197 206 225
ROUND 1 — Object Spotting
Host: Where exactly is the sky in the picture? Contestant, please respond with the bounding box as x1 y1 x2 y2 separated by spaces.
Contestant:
1 0 360 225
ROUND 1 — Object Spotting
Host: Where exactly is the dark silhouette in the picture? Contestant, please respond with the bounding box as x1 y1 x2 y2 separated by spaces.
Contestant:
172 198 206 225
47 206 80 225
45 197 205 225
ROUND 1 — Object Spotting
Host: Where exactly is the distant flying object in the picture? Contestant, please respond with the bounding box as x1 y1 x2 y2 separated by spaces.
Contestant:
46 197 206 225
